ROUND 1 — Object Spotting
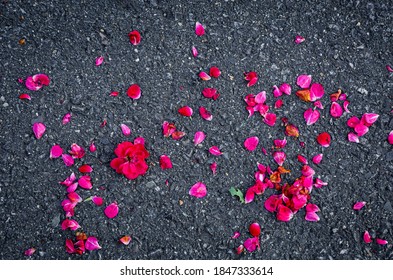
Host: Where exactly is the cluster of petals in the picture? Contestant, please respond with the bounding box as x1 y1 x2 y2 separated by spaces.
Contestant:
236 223 261 254
273 83 291 98
202 87 220 100
244 71 258 87
66 236 101 255
244 91 276 126
110 140 149 180
295 74 324 102
244 163 276 204
346 113 379 143
25 73 50 91
162 121 186 140
363 231 388 245
329 89 350 118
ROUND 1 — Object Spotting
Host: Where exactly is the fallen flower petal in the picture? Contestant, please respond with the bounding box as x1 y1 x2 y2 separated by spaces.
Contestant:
65 239 76 254
244 237 260 252
244 136 259 151
62 154 75 167
199 106 213 121
343 100 350 113
69 143 85 159
110 91 119 97
279 83 291 95
19 93 31 100
194 131 206 145
354 123 369 137
264 194 282 212
386 65 393 72
274 138 287 149
274 99 283 109
61 219 81 230
314 100 324 109
297 154 308 165
388 131 393 145
376 238 388 245
296 74 312 89
306 203 320 213
309 83 324 101
89 142 96 152
361 113 379 127
120 124 131 136
199 71 211 81
304 108 320 125
353 201 366 210
159 154 173 169
79 164 93 173
317 132 331 147
294 35 305 44
330 102 343 118
191 46 198 57
314 178 328 188
128 30 141 45
24 248 36 256
273 151 286 166
78 175 92 190
236 245 244 255
104 202 119 219
249 223 261 237
85 237 101 251
277 205 294 222
162 121 176 137
92 196 104 206
232 232 240 239
127 84 141 99
209 66 221 78
305 211 320 222
255 91 266 104
210 162 217 175
119 235 132 245
189 182 207 198
195 22 205 36
302 165 315 177
273 85 282 98
347 116 360 128
209 146 222 156
62 112 72 125
171 131 186 140
25 73 50 91
264 113 277 127
202 87 219 100
244 72 258 87
285 124 299 138
178 106 193 117
363 231 372 243
32 122 46 139
95 56 104 66
50 144 63 159
312 154 323 165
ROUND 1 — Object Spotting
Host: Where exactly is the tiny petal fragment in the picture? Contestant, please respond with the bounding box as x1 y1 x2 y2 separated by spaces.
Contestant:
376 238 388 245
95 56 104 66
159 155 173 170
104 202 119 219
50 144 63 159
244 136 259 151
191 46 198 57
62 154 75 167
194 131 206 145
363 231 372 243
85 237 101 251
317 132 331 147
19 93 31 100
32 122 46 139
330 102 343 118
209 66 221 78
189 182 207 198
24 248 36 256
209 146 222 156
353 201 366 210
312 154 323 165
274 99 283 109
386 65 393 72
128 30 141 45
294 35 305 44
119 236 132 245
195 22 205 36
304 108 320 125
62 113 72 125
127 84 141 99
296 74 312 89
249 223 261 237
120 124 131 136
178 106 193 117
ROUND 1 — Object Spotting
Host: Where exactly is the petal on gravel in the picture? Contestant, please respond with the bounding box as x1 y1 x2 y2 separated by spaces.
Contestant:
330 102 343 118
92 196 104 206
316 132 331 147
191 46 198 57
296 74 312 89
195 22 205 36
199 71 211 81
343 100 350 113
189 182 207 198
209 146 222 156
309 83 324 101
202 87 219 100
244 72 258 87
264 194 281 212
301 165 315 177
285 124 299 138
95 56 104 66
353 201 366 210
62 154 75 167
127 84 141 99
244 237 259 252
304 108 320 125
62 112 72 125
199 106 213 121
194 131 206 145
89 142 96 152
210 162 217 175
347 116 360 128
305 211 320 222
209 66 221 78
162 121 176 137
159 155 173 169
388 130 393 144
354 123 369 137
119 236 132 245
274 99 283 109
85 237 101 251
171 131 186 140
32 122 46 139
255 91 266 104
348 132 360 143
264 113 277 127
273 151 286 166
314 100 324 109
24 248 36 256
297 154 308 165
25 74 50 91
363 231 372 243
249 223 261 237
274 138 287 149
104 202 119 219
178 106 193 117
244 136 259 151
120 124 131 136
361 113 379 126
78 175 92 190
386 65 393 72
110 91 119 97
312 154 323 165
294 35 305 44
277 205 294 222
376 238 388 245
279 83 291 95
128 30 141 45
19 93 31 100
50 144 63 159
79 164 93 173
306 203 320 213
232 232 240 239
273 85 282 98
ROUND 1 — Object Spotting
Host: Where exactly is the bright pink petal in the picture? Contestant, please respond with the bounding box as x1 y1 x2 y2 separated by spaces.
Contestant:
244 237 260 252
61 219 81 230
178 106 193 117
199 107 213 121
261 147 267 156
274 138 287 149
110 91 119 97
386 65 393 72
244 72 258 87
279 83 291 95
297 154 308 165
376 238 388 245
354 123 369 137
302 165 315 177
89 142 96 152
79 164 93 173
119 236 132 245
343 100 350 113
306 203 320 213
305 211 320 222
128 30 141 45
32 122 46 139
310 83 324 101
363 231 372 243
92 196 104 206
189 182 207 198
195 22 205 36
294 35 305 44
19 93 31 100
85 237 101 251
209 146 222 156
296 74 312 89
353 201 366 210
127 84 141 99
264 113 277 127
95 56 104 66
25 74 50 91
273 151 286 166
62 113 71 125
348 132 360 142
232 232 240 239
244 136 259 151
388 131 393 145
292 194 308 210
210 162 217 175
317 132 331 147
120 124 131 136
312 154 323 165
264 194 282 212
209 66 221 78
274 99 283 109
104 202 119 219
159 154 173 169
347 116 360 128
277 205 294 222
314 178 328 188
314 100 324 109
199 71 211 81
194 131 206 145
24 248 36 256
50 144 63 159
273 85 282 98
330 102 343 118
62 154 75 167
255 91 266 104
361 113 379 127
191 46 198 57
304 108 320 125
78 175 92 190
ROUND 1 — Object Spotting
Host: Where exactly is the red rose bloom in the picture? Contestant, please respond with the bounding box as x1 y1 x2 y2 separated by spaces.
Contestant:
110 141 149 180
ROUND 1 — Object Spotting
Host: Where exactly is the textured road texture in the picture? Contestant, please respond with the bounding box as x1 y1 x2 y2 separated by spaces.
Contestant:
0 0 392 260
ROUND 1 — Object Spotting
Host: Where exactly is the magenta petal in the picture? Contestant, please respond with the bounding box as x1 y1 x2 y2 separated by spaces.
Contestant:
210 162 217 175
306 203 320 213
232 232 240 239
194 131 206 145
199 72 211 81
32 122 46 139
159 154 173 169
189 182 207 198
343 100 350 113
376 238 388 245
274 138 287 149
191 46 198 57
297 154 308 165
310 83 324 101
388 130 393 145
279 83 291 95
199 106 213 121
92 196 104 206
104 202 119 219
244 136 259 151
330 102 343 118
50 144 63 159
354 123 369 137
209 146 222 156
78 175 92 190
305 211 320 222
314 178 328 188
361 113 379 126
89 142 97 152
264 194 281 212
294 35 305 44
62 113 72 125
24 248 36 256
312 154 323 165
296 74 312 89
244 188 255 204
276 205 294 222
348 132 360 143
314 100 324 109
244 237 259 252
62 154 75 167
353 201 366 210
292 194 308 210
363 231 372 243
347 116 360 128
120 124 131 136
19 93 31 101
273 151 286 166
25 74 50 91
273 85 282 98
255 91 267 104
302 165 315 177
95 56 104 66
387 65 393 72
304 108 320 125
195 22 205 36
274 99 283 109
85 237 101 251
264 113 277 127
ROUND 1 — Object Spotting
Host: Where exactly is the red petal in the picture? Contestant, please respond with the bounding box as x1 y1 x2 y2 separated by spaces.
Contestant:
304 108 320 125
210 162 217 175
264 113 277 127
353 201 366 210
62 154 75 167
202 87 219 100
128 30 141 45
178 106 193 117
119 236 132 245
294 35 305 44
244 136 259 151
199 106 213 121
110 91 119 97
209 66 221 78
316 132 331 147
236 245 244 255
330 102 343 118
189 182 207 198
79 164 93 173
312 154 323 165
209 146 222 156
50 144 63 159
309 83 324 101
276 205 294 222
249 223 261 237
296 74 312 89
69 143 85 159
297 154 308 165
104 202 119 219
120 124 131 136
95 56 104 66
195 22 205 36
363 231 372 243
199 71 211 81
159 155 173 169
194 131 206 145
32 122 46 139
127 84 141 99
19 93 31 100
274 99 283 109
162 121 176 137
85 237 101 250
244 72 258 87
171 131 186 140
388 130 393 145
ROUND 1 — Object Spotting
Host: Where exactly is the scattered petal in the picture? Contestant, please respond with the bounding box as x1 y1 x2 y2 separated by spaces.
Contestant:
194 131 206 145
62 154 75 167
314 100 324 109
244 136 259 151
199 106 213 121
386 65 393 72
178 106 193 117
62 112 72 125
89 142 97 152
128 30 141 45
32 122 46 139
199 71 211 81
353 201 366 210
376 238 388 245
305 211 320 222
388 130 393 145
264 113 277 127
297 154 308 165
79 164 93 173
191 46 198 57
92 196 104 206
110 91 119 97
209 66 221 78
274 99 283 109
159 155 173 170
236 245 244 255
69 143 85 159
162 121 176 137
25 74 50 91
61 219 81 231
304 108 320 125
273 151 286 166
244 72 258 87
127 84 141 99
104 202 119 219
273 85 282 98
296 74 312 89
50 144 63 159
274 138 287 149
119 236 132 245
255 91 266 104
296 88 311 102
285 124 300 138
277 205 294 222
95 56 104 66
78 175 92 190
302 165 315 177
343 100 350 113
209 146 222 156
363 231 372 243
361 113 379 127
171 131 186 140
244 237 260 252
120 124 131 136
264 194 281 212
24 248 36 256
312 154 323 165
354 123 369 137
202 87 219 100
210 162 217 175
232 232 240 239
279 83 291 95
19 93 31 100
249 223 261 237
330 102 343 118
316 132 331 147
189 182 207 198
309 83 325 101
85 237 101 251
306 203 320 213
294 35 305 44
195 22 205 36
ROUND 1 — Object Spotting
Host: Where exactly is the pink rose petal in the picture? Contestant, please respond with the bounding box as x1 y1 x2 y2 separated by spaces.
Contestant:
292 194 308 210
62 154 75 167
274 138 287 149
279 83 291 95
92 196 104 206
314 100 324 109
191 46 198 57
376 238 388 245
264 113 277 127
89 142 96 152
210 162 217 175
294 35 305 44
195 22 205 36
264 194 282 212
110 91 119 97
194 131 206 145
312 154 323 165
199 71 211 81
347 116 360 128
305 211 320 222
202 87 219 100
244 136 259 151
306 203 320 213
273 151 286 166
353 201 366 210
244 237 260 252
78 175 92 190
354 123 369 137
189 182 207 198
314 178 328 188
199 106 213 121
363 231 372 243
330 102 343 118
301 165 315 177
85 237 101 251
61 219 81 231
236 245 244 255
127 84 141 100
159 154 173 170
310 83 324 101
296 74 312 89
32 122 46 139
244 72 258 87
276 205 294 222
209 146 222 156
361 113 379 127
304 108 320 125
388 131 393 145
386 65 393 72
343 100 350 113
69 143 85 159
348 132 359 142
95 56 104 66
297 154 308 165
78 164 93 173
273 85 282 98
178 106 193 117
24 248 36 256
62 112 71 125
50 144 63 159
120 124 131 136
19 93 31 100
232 232 240 239
104 202 119 219
209 66 221 78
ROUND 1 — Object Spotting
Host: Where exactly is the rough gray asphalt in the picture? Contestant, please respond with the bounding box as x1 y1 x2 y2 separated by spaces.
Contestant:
0 0 392 260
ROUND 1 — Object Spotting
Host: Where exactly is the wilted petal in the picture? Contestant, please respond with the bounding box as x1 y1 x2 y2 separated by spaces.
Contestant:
194 131 206 145
361 113 379 127
343 100 350 113
302 165 315 177
314 100 324 109
209 66 221 78
162 121 176 137
296 74 312 89
89 142 96 152
128 30 141 45
91 196 104 206
119 235 132 245
244 237 260 252
314 177 328 188
354 123 369 137
202 87 219 100
276 205 294 222
274 99 283 109
305 211 320 222
264 113 277 127
209 146 222 156
244 72 258 87
244 136 259 151
363 231 372 243
279 83 291 95
199 71 211 81
195 22 205 36
24 248 36 256
78 175 92 190
69 143 85 159
25 74 50 91
312 154 323 165
95 56 104 66
178 106 193 117
310 83 324 101
388 130 393 145
62 154 75 167
316 132 331 147
120 124 131 136
19 93 31 100
189 182 207 198
159 155 173 169
273 85 282 98
171 131 186 140
50 144 63 159
85 237 101 251
191 46 198 57
127 84 141 99
32 122 46 139
274 138 287 149
78 164 93 173
376 238 388 245
199 106 213 121
273 151 286 166
304 108 320 125
296 89 311 102
104 202 119 219
330 102 343 118
294 35 305 44
285 124 299 138
210 162 217 175
353 201 366 210
347 116 360 128
297 154 308 165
